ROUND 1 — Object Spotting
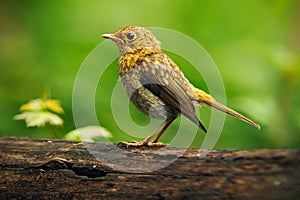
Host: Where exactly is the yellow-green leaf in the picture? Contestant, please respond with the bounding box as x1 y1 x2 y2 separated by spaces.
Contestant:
44 99 64 114
20 99 44 111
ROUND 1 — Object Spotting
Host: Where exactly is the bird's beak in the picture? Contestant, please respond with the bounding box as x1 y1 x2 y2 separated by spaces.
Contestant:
102 33 124 44
102 34 115 39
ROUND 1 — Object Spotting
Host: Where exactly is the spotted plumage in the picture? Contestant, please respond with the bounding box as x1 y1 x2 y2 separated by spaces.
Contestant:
102 26 260 147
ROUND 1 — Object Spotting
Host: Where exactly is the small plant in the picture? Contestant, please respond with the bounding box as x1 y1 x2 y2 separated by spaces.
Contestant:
14 95 64 138
14 92 112 141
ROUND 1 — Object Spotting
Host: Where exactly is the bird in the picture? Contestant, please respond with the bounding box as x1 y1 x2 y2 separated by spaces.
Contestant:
102 26 260 147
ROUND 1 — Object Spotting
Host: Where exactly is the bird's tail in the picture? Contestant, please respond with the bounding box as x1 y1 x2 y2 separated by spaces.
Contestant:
193 88 261 129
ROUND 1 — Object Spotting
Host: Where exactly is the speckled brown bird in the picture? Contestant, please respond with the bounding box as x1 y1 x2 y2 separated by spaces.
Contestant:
102 26 260 147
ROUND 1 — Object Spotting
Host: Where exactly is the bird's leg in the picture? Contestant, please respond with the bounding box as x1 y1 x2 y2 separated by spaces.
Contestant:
118 117 176 147
152 117 176 143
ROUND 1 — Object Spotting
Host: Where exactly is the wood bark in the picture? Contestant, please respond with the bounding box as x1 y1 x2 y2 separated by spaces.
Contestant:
0 136 299 199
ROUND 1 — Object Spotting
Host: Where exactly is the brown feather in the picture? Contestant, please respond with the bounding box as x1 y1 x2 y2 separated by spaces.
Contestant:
193 88 260 129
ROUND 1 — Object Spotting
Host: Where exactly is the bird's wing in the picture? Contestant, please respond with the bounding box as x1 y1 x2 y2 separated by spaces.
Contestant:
137 61 207 133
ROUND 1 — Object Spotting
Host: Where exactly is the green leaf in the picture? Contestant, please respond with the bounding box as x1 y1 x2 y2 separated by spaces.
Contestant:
64 126 112 142
20 98 64 114
14 111 64 127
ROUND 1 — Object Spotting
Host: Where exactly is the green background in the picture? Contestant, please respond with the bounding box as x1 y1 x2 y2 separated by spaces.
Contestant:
1 0 299 149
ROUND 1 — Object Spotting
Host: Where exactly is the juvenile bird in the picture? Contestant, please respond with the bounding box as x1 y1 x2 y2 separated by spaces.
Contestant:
102 26 260 147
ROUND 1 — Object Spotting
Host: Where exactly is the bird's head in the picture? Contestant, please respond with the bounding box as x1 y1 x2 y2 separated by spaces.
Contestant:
102 26 161 55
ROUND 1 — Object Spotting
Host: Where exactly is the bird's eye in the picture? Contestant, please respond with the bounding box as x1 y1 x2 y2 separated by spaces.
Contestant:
126 33 136 40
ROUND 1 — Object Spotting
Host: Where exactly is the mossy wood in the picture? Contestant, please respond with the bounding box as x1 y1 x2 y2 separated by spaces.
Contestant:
0 136 299 199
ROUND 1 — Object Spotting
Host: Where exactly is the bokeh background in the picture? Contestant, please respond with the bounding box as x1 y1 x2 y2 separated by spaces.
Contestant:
0 0 299 149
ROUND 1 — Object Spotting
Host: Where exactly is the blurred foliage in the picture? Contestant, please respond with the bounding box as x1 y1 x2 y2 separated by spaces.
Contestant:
64 125 112 142
13 95 64 138
14 98 64 127
0 0 299 148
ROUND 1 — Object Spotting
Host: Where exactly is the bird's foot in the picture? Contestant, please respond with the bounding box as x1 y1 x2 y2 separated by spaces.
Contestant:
118 140 168 147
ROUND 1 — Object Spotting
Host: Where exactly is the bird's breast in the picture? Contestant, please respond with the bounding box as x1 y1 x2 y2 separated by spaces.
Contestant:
118 53 179 119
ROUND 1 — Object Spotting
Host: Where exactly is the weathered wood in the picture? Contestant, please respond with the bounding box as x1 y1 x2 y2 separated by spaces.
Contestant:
0 136 299 199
